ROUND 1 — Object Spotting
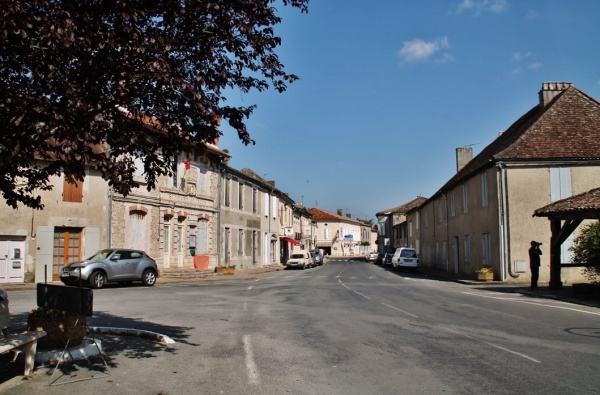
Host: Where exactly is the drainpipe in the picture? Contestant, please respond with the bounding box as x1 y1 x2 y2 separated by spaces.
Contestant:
108 187 113 248
498 162 518 279
217 161 223 266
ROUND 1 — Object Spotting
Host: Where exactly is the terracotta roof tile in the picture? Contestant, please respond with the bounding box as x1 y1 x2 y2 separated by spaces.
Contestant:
308 207 363 225
376 196 428 216
432 85 600 199
534 188 600 219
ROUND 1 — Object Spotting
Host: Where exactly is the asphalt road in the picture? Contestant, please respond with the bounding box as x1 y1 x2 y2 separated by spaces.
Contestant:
1 260 599 394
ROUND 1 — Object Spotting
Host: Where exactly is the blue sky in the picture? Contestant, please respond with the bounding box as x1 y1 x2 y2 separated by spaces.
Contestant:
219 0 600 222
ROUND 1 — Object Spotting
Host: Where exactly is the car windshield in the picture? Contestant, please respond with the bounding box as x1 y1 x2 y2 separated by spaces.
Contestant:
291 254 304 259
87 250 113 261
400 250 417 258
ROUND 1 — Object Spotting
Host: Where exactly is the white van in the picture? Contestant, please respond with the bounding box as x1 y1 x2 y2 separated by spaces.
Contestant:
286 251 312 270
391 247 419 272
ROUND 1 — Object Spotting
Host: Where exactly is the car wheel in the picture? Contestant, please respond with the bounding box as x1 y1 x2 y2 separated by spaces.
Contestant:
142 270 157 286
90 272 106 289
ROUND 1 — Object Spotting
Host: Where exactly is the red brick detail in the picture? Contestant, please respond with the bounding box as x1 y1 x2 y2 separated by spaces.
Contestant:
129 205 148 215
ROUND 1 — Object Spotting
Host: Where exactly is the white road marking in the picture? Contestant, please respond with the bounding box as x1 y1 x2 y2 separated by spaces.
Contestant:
441 326 541 363
248 286 254 291
243 335 260 385
339 279 371 299
380 303 418 318
462 292 600 316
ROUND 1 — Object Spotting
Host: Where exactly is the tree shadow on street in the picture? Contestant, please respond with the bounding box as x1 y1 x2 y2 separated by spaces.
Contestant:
0 309 195 385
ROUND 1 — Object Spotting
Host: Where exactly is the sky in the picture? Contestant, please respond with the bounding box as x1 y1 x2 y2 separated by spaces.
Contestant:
218 0 600 222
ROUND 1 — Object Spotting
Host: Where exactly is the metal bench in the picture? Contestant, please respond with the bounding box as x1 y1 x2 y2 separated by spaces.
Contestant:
0 331 47 375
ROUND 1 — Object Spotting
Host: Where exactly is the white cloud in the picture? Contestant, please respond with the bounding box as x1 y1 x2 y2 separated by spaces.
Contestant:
457 0 508 15
511 50 541 75
513 51 532 61
398 37 451 63
528 62 542 71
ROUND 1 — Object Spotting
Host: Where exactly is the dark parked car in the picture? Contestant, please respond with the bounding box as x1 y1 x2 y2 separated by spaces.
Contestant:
385 252 394 266
310 249 324 266
60 249 159 289
375 253 385 265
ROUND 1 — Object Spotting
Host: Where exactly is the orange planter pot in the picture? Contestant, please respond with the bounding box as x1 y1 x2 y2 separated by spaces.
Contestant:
477 272 494 281
193 255 210 270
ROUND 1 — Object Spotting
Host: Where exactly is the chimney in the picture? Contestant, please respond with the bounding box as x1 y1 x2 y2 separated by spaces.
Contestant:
456 147 473 172
337 209 343 216
346 213 351 218
539 82 572 107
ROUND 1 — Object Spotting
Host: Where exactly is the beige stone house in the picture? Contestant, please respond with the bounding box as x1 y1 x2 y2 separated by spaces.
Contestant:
0 166 110 283
219 167 293 269
376 197 427 255
308 208 364 257
406 82 600 284
110 142 230 272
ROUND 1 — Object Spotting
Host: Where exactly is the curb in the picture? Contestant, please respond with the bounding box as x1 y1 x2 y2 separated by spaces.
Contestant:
34 327 175 366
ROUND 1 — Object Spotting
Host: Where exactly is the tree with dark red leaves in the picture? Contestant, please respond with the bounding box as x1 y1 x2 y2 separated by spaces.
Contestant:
0 0 308 209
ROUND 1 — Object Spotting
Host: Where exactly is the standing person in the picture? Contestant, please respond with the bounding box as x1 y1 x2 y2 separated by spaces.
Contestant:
529 241 542 288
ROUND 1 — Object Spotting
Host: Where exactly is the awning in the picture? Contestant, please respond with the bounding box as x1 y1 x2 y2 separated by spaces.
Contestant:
283 237 300 246
317 241 332 247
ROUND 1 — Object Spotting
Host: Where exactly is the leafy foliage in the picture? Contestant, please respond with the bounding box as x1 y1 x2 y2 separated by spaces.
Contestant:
570 221 600 282
0 0 308 208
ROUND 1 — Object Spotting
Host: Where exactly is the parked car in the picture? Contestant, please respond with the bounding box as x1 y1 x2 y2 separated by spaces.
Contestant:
310 249 323 266
366 252 378 262
286 251 312 270
60 248 159 289
391 247 419 272
0 287 9 335
374 253 385 265
385 252 394 266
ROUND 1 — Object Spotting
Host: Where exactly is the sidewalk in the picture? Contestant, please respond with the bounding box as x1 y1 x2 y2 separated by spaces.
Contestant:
418 266 600 308
0 264 287 292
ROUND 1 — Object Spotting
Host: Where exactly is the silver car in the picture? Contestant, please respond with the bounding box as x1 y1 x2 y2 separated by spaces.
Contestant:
60 249 159 289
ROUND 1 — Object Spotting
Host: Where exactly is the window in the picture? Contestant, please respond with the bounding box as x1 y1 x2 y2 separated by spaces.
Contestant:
437 200 443 223
482 233 491 266
264 192 269 216
272 196 277 218
133 156 145 180
198 164 208 193
481 173 488 208
197 220 208 253
409 220 413 237
462 184 469 213
464 235 471 263
63 177 83 203
424 211 429 228
162 220 170 253
450 191 456 217
550 167 572 201
442 241 447 265
238 229 243 256
225 178 231 207
239 183 244 210
173 226 181 253
253 188 257 213
171 155 178 188
416 212 420 229
324 227 329 239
